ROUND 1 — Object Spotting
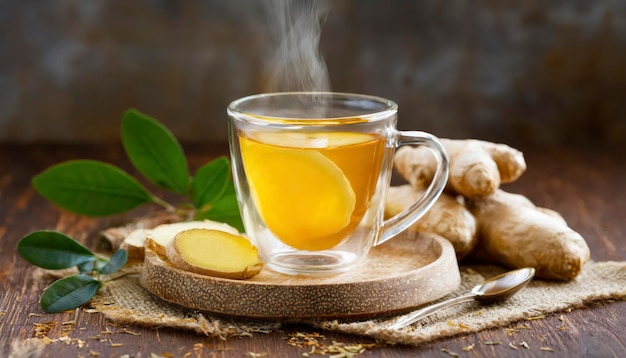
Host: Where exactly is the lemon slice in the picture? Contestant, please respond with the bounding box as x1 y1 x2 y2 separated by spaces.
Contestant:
240 133 358 251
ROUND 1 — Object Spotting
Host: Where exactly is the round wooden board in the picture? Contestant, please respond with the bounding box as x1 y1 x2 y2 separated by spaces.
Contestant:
140 231 461 321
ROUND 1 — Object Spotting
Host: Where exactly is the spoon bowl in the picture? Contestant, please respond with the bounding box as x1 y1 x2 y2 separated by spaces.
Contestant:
472 267 536 303
388 267 536 330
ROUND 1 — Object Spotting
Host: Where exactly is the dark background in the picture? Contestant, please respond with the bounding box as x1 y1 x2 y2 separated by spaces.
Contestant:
1 0 625 148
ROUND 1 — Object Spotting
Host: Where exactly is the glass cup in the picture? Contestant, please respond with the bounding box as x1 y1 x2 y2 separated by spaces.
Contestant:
228 92 449 276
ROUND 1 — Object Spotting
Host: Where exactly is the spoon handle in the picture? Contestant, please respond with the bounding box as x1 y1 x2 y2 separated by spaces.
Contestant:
387 293 478 330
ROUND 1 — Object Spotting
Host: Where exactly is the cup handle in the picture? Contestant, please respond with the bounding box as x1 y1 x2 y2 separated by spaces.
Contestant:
377 131 449 245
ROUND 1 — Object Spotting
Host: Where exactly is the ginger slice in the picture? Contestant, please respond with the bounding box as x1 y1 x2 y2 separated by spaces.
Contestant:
120 229 149 258
166 228 263 280
146 220 240 256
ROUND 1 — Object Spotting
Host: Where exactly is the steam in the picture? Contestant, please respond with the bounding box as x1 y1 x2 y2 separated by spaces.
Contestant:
263 0 331 93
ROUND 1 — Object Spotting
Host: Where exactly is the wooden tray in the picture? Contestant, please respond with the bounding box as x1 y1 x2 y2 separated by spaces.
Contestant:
140 231 461 321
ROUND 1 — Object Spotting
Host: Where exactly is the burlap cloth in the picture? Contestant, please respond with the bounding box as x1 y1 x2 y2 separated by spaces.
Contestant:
89 261 626 346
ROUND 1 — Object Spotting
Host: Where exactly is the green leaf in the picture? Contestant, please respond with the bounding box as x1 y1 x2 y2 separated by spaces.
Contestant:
192 157 244 231
201 194 245 232
98 249 128 275
192 157 231 209
122 109 190 195
40 275 101 313
195 188 244 232
32 160 155 216
77 260 94 274
17 231 95 269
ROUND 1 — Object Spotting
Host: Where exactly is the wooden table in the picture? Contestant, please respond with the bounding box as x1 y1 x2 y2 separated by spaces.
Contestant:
1 143 624 357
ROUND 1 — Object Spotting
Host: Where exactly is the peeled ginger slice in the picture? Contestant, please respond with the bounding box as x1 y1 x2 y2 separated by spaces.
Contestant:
166 229 263 280
146 220 240 256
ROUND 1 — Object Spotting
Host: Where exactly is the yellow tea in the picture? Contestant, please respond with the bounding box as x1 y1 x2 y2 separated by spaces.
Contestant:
239 131 386 251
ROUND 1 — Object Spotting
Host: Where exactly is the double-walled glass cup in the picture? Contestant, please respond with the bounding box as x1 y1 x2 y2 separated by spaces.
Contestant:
228 92 448 275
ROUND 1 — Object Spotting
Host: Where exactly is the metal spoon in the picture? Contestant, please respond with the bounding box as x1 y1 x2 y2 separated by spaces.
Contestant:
387 267 536 330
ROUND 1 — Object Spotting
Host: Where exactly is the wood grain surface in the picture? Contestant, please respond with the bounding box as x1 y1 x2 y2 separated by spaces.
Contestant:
1 143 625 357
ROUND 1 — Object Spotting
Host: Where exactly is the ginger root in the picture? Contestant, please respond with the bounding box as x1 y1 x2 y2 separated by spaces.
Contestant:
391 138 590 280
144 220 240 256
467 189 590 280
394 139 526 199
385 185 478 260
166 228 263 280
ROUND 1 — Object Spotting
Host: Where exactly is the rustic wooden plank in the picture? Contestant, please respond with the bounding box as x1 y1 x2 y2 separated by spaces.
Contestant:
0 144 624 357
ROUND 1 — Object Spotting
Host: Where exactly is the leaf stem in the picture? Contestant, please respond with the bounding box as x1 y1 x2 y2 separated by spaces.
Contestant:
150 194 176 212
